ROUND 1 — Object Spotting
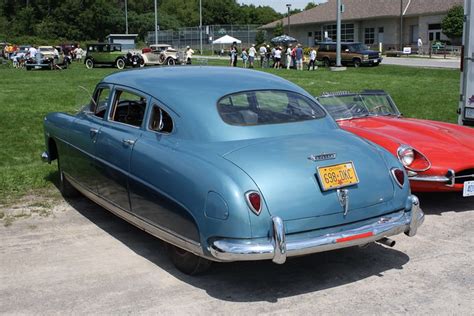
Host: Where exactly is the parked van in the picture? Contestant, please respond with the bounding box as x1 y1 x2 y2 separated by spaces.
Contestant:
316 42 382 67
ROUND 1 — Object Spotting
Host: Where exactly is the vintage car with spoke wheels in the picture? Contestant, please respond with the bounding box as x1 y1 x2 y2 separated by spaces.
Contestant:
317 91 474 196
141 44 180 66
41 68 423 274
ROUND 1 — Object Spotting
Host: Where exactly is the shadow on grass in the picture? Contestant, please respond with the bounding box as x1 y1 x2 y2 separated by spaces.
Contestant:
63 196 410 303
44 170 60 189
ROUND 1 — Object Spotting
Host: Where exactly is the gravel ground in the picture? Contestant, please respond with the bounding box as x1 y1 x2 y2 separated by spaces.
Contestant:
0 192 473 315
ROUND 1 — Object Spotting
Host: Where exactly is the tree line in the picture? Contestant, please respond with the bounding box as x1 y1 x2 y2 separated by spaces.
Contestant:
0 0 294 42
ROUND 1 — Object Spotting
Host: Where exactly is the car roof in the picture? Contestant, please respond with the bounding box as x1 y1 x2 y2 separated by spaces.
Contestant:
103 67 308 111
151 44 171 47
102 67 318 141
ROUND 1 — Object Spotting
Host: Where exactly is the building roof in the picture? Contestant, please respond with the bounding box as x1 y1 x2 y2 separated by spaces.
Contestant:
261 0 463 29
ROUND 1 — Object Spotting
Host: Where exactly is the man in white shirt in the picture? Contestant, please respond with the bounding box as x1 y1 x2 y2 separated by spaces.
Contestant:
248 44 256 68
286 44 292 69
185 46 194 64
308 47 317 70
417 37 423 55
259 45 267 68
28 46 37 58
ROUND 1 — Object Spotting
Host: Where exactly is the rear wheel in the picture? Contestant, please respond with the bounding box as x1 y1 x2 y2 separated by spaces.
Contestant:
85 58 94 69
116 58 126 69
353 58 361 68
57 154 80 198
168 245 212 275
166 58 176 66
25 66 31 71
323 57 330 67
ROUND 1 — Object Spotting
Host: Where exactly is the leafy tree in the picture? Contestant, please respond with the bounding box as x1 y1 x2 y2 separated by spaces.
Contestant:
273 21 284 37
304 2 318 10
442 5 464 39
255 29 265 46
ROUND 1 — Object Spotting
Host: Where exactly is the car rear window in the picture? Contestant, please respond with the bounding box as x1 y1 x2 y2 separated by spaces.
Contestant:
218 90 326 126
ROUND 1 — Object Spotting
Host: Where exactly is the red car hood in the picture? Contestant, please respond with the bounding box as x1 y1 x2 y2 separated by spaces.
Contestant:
338 116 474 173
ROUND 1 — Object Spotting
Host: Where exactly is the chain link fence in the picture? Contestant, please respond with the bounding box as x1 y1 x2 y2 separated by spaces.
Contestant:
147 25 265 53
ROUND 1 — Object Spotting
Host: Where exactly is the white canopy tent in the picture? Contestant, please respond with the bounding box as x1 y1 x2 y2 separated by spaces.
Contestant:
212 35 241 44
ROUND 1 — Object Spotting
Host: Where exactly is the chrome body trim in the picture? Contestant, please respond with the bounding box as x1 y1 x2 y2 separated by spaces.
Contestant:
64 173 204 257
209 195 424 264
408 169 460 187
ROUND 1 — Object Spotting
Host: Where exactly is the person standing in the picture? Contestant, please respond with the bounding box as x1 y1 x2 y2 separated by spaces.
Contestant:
273 46 282 69
295 44 303 71
230 44 238 67
259 44 267 68
185 46 194 64
265 45 271 68
28 46 37 59
307 47 317 70
241 48 248 68
286 44 292 69
417 37 423 55
248 44 256 68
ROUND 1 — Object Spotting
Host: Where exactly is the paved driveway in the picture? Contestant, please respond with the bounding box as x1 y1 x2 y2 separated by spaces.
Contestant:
378 57 460 69
1 193 473 314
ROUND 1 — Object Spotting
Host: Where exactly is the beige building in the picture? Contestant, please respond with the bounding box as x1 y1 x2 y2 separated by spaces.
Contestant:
260 0 463 51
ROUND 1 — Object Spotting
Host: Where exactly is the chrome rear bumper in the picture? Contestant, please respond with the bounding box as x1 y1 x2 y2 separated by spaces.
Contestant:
209 195 424 264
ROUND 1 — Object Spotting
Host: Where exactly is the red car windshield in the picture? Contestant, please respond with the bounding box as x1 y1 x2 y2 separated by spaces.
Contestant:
318 93 400 120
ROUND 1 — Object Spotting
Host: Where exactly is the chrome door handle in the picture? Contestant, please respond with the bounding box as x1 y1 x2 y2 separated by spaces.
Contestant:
122 139 135 146
89 128 99 138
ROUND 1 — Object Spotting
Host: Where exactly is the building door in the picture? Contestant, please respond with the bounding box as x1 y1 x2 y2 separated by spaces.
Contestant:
428 24 442 42
410 25 419 44
377 27 384 44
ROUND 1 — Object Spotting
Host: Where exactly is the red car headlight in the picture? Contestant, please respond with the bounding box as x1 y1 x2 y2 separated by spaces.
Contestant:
397 145 430 171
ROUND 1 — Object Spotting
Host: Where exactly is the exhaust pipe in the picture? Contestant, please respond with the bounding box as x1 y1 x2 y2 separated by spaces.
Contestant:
376 237 396 247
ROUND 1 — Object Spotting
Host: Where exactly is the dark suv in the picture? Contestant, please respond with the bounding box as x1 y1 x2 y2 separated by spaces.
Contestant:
316 42 382 67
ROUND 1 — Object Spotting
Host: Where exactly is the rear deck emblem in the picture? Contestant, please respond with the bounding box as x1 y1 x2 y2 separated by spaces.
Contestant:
308 153 336 161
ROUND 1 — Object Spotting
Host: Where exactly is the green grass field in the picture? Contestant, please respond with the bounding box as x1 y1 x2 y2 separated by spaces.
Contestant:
0 60 461 201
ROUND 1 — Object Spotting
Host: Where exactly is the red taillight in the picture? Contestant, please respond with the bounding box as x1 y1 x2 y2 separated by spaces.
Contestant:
391 168 405 188
245 191 261 215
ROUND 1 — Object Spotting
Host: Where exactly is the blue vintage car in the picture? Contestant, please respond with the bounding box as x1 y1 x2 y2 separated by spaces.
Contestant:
41 67 424 274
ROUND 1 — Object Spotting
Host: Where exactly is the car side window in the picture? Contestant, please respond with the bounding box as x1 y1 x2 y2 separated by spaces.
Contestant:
91 87 110 119
109 90 147 127
149 105 173 134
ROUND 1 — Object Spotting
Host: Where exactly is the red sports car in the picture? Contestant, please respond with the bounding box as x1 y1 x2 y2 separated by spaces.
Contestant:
317 90 474 196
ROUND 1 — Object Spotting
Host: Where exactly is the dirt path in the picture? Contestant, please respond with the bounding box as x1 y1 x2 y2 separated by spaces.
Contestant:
1 193 473 314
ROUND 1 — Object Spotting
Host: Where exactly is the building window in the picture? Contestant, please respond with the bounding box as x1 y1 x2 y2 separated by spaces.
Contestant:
323 24 354 42
308 32 312 37
428 24 441 30
378 27 384 33
314 31 322 42
365 28 375 45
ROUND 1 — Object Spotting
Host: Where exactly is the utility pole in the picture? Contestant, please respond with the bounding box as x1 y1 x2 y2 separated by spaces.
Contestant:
200 0 203 54
154 0 158 45
125 0 128 34
336 0 342 67
399 0 403 50
286 4 291 36
332 0 346 71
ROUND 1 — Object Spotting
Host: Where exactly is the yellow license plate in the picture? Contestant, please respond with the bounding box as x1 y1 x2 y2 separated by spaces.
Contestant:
317 162 359 191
